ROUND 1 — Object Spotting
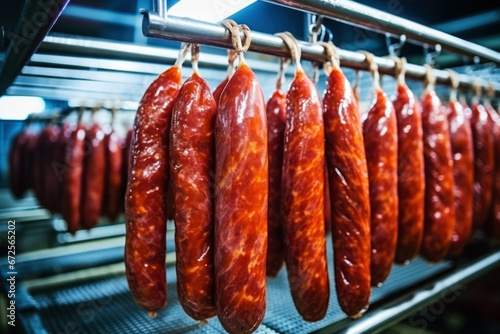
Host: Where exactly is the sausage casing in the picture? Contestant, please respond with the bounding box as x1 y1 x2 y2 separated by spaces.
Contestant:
323 66 371 318
266 89 287 277
214 62 268 334
362 88 398 286
485 105 500 239
170 72 217 320
392 83 424 264
282 69 329 321
125 65 182 315
446 101 474 257
470 102 495 230
420 89 455 262
103 129 123 221
62 124 86 234
80 123 106 229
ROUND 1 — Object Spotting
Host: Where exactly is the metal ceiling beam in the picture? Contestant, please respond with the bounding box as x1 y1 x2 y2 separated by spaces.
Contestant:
0 0 70 96
263 0 500 64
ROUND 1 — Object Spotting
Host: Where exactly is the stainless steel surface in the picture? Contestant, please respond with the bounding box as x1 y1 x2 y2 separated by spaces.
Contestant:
0 0 69 95
335 250 500 334
142 12 500 92
263 0 500 64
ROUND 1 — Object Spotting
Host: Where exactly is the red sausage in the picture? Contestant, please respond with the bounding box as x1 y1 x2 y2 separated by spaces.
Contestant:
33 128 51 208
362 88 398 286
80 123 105 229
42 125 61 213
323 66 371 318
9 131 27 198
485 105 500 239
103 129 123 222
120 128 133 214
125 65 182 316
265 88 287 277
446 100 474 257
23 133 38 192
392 83 425 264
215 62 267 333
420 89 455 262
62 124 86 234
213 77 229 106
282 69 329 321
470 102 495 230
324 165 332 235
170 71 217 320
53 124 71 213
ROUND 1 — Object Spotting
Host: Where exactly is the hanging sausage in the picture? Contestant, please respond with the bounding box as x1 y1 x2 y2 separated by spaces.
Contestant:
125 44 188 317
360 51 398 286
170 44 217 321
321 42 371 318
391 57 425 264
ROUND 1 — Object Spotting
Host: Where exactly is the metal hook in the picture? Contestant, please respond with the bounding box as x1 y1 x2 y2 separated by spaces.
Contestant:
308 14 324 34
424 43 442 66
385 33 406 57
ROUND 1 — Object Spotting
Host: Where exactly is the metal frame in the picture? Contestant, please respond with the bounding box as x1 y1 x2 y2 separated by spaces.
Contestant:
263 0 500 64
142 11 500 93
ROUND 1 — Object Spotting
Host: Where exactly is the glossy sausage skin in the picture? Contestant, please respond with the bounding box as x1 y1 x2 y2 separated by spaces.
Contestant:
470 102 495 231
170 72 217 320
120 128 133 214
420 90 455 262
362 88 398 286
33 128 51 208
282 69 328 321
23 133 38 191
323 66 371 318
213 77 229 106
392 83 424 264
62 124 86 234
125 65 182 315
43 125 61 213
80 123 105 229
266 89 287 277
324 164 332 235
9 132 27 198
215 62 268 334
103 129 123 221
485 105 500 239
446 101 474 257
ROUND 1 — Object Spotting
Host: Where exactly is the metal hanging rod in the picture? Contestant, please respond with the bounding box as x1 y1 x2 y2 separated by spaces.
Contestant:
263 0 500 64
142 12 500 93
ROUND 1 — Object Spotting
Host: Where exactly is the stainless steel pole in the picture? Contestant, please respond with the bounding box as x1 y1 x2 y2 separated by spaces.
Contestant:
263 0 500 64
142 12 500 92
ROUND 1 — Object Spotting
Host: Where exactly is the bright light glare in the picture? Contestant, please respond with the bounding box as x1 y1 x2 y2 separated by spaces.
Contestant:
168 0 257 23
0 96 46 120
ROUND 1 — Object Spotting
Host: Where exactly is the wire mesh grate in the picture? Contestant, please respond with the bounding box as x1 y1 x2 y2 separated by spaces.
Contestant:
28 240 452 334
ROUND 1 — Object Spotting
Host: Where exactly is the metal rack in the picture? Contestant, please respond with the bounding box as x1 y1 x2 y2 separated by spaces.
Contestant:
1 1 500 333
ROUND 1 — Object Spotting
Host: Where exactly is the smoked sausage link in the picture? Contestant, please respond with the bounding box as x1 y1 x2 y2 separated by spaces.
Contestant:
323 66 371 318
80 123 106 229
213 77 229 106
282 69 329 321
470 102 495 231
446 101 474 257
485 105 500 239
62 124 86 234
392 83 425 264
170 72 217 320
125 65 182 315
43 125 62 213
103 129 123 222
266 89 287 277
215 62 268 334
420 90 455 262
362 88 398 286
